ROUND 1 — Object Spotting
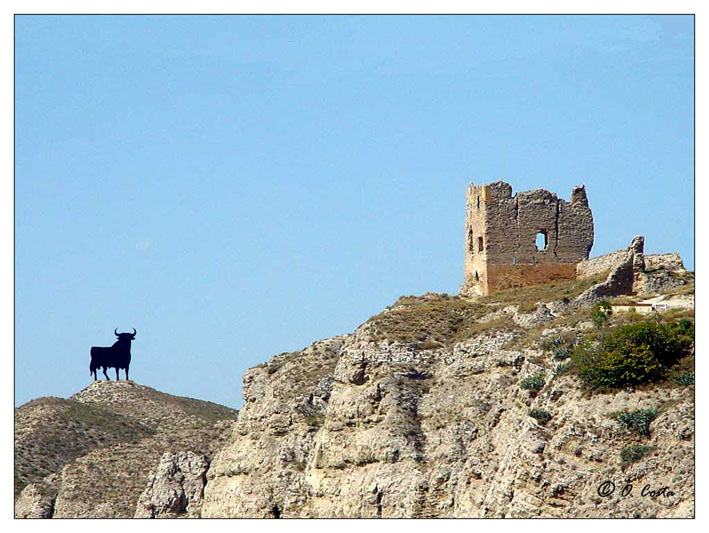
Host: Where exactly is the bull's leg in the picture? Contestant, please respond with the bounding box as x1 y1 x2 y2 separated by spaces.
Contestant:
103 367 110 380
116 368 120 380
92 369 97 381
125 367 129 380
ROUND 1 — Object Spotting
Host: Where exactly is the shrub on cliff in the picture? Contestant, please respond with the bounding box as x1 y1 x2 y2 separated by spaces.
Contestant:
590 301 612 327
674 371 695 386
620 445 653 465
571 320 693 390
528 408 552 424
520 373 546 393
613 408 661 437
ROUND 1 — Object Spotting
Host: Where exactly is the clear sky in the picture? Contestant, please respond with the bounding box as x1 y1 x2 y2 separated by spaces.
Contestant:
15 15 694 409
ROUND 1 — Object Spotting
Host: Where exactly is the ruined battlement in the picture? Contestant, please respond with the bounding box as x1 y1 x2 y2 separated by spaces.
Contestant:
461 181 594 296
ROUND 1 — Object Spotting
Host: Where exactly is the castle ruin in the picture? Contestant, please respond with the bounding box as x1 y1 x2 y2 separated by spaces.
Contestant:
461 181 594 296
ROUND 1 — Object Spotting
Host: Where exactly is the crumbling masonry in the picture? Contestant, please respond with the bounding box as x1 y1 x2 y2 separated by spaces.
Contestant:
460 180 690 299
461 181 594 296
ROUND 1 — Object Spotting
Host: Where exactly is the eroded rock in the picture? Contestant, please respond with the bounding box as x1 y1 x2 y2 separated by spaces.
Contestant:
135 451 209 518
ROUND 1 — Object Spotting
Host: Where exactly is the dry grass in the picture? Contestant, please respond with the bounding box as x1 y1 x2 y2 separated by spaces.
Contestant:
14 398 155 496
366 277 606 346
366 294 492 346
15 383 238 500
483 274 608 312
662 282 695 297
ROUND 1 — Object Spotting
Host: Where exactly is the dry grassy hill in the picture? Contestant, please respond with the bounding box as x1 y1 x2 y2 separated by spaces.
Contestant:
15 396 155 496
15 381 238 518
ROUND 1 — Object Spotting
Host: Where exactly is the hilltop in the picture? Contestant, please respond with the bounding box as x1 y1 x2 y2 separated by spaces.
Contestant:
15 381 238 518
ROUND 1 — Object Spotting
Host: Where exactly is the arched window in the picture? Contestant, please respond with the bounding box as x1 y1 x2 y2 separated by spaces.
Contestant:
468 228 475 253
475 271 479 281
478 236 484 252
477 196 480 209
535 231 548 251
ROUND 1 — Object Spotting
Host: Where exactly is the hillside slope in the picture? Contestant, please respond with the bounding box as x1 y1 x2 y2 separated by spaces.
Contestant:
201 281 694 518
15 276 694 518
15 396 154 497
15 381 238 518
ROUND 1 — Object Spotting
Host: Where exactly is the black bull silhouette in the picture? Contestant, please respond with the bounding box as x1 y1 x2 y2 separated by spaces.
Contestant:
90 329 136 380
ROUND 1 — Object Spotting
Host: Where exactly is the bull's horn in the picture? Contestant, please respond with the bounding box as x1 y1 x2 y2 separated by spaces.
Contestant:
132 328 137 336
115 328 119 337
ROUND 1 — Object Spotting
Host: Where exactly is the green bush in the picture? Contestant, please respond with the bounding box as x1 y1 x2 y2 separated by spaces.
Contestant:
304 415 324 427
553 347 573 361
613 408 660 437
571 320 694 390
543 336 565 350
612 321 693 367
528 409 552 424
620 445 653 465
679 318 693 332
591 301 612 327
520 373 546 392
553 363 571 378
675 372 695 386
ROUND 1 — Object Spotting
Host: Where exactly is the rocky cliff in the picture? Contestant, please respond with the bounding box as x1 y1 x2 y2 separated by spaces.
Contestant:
202 278 694 518
16 274 694 519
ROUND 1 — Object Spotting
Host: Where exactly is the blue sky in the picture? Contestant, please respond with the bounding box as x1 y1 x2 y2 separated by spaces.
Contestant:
15 15 694 409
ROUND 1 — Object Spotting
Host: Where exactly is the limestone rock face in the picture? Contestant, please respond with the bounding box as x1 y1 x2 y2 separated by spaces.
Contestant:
14 474 60 519
15 287 693 518
201 294 695 518
135 451 209 518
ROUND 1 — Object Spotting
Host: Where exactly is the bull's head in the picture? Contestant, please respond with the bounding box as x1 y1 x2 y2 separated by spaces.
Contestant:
115 328 137 340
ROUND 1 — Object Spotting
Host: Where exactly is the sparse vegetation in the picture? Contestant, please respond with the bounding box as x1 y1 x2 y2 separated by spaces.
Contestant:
520 373 546 393
660 280 695 297
543 335 566 350
553 363 571 378
674 372 695 386
539 332 577 363
14 398 156 495
483 275 607 313
553 347 573 361
528 408 552 424
305 415 324 427
368 277 609 346
620 445 653 465
14 384 238 499
367 293 497 346
266 357 288 374
591 301 612 328
612 408 661 437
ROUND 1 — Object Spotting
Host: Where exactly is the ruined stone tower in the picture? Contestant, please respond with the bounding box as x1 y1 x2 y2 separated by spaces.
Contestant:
461 181 594 296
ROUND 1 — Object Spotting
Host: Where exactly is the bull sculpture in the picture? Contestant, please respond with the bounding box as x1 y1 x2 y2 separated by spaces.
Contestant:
90 329 136 380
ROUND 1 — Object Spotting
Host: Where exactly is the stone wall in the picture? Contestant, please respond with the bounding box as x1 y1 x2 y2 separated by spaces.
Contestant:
644 253 685 272
486 264 578 294
462 181 594 295
462 183 489 295
575 236 643 304
576 249 629 279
